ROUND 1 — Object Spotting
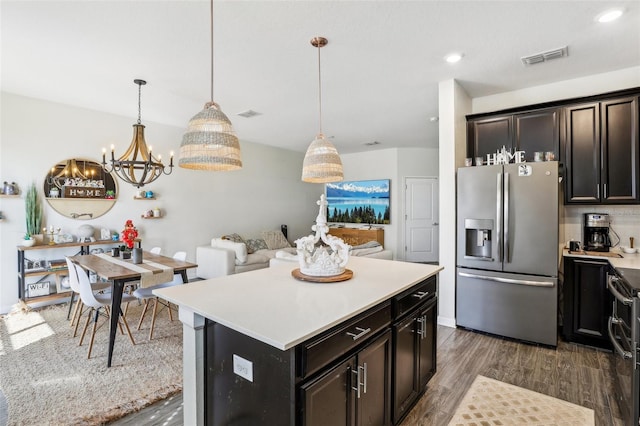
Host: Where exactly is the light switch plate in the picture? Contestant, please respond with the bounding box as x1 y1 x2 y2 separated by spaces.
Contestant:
233 354 253 382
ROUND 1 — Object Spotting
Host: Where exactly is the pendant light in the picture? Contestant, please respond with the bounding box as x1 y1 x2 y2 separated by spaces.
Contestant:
179 0 242 171
301 36 343 183
102 79 174 188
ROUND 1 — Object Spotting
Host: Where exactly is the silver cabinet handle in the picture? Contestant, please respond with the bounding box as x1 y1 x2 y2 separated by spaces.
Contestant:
346 326 371 340
416 315 427 340
351 363 367 398
432 222 439 226
411 291 430 300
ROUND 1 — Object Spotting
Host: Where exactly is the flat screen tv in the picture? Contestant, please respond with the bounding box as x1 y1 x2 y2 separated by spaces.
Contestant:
326 179 390 224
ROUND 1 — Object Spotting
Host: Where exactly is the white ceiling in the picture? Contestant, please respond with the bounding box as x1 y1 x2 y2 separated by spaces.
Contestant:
2 1 639 154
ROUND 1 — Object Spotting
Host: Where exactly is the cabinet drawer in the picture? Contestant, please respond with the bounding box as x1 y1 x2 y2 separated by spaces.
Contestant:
393 276 436 320
301 302 391 378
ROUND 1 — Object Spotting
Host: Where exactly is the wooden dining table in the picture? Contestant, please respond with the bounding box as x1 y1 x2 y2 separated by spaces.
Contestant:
69 251 198 367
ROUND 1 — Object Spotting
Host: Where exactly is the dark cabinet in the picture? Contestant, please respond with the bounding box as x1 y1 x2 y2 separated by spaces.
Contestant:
564 96 639 204
515 108 560 162
562 257 612 349
392 297 437 424
301 330 392 426
467 108 560 163
467 115 513 162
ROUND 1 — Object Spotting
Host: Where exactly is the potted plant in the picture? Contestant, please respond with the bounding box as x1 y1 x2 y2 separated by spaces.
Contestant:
25 183 43 245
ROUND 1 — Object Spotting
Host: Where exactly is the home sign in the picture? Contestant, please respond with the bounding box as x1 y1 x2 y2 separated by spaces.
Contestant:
486 146 525 165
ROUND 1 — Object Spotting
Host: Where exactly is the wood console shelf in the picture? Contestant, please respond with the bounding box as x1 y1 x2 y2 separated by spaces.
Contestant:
17 239 140 304
328 227 384 246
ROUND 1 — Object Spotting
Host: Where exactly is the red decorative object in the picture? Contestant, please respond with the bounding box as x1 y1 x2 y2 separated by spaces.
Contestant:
121 219 138 249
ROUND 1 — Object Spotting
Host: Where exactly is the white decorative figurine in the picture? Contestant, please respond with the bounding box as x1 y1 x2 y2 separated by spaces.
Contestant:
295 194 351 277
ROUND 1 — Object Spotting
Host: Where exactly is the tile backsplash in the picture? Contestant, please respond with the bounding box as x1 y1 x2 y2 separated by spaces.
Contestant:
562 205 640 248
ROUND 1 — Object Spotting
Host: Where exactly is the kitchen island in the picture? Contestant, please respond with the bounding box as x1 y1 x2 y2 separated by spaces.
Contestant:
155 256 442 425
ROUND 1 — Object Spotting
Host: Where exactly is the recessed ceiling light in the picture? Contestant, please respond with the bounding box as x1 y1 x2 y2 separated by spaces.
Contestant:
445 53 463 63
237 109 261 118
595 8 624 23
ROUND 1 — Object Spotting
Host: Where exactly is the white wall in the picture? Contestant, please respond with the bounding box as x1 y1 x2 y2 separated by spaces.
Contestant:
0 92 320 313
472 66 640 114
438 80 471 328
340 147 439 259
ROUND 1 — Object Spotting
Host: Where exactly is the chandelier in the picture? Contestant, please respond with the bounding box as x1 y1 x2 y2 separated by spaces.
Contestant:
301 36 344 183
179 0 242 171
102 79 173 188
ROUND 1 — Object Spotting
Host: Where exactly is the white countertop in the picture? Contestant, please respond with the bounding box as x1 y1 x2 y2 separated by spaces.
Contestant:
154 257 442 351
564 247 640 270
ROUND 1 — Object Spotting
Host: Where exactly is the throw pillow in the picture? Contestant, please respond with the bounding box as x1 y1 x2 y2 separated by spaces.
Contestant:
261 230 291 250
222 233 245 244
245 238 268 254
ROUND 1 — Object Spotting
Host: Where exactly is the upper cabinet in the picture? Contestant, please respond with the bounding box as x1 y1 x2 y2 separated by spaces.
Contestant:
564 96 639 204
467 107 560 163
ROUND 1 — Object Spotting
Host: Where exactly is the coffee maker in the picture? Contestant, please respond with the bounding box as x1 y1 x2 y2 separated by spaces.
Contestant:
583 213 612 252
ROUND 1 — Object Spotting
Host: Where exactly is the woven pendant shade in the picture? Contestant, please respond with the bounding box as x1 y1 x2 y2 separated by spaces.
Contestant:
179 102 242 171
301 133 344 183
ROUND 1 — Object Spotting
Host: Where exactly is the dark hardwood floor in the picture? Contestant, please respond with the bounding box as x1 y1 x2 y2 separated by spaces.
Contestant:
109 326 624 426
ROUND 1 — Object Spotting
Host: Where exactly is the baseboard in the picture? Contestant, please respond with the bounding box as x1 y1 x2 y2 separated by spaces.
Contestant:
437 316 456 328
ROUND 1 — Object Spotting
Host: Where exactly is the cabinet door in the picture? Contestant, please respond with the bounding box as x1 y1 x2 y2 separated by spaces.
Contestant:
356 330 392 426
468 115 513 161
392 313 419 424
601 97 639 203
301 357 355 426
418 298 437 389
563 258 612 349
514 108 560 162
565 103 600 203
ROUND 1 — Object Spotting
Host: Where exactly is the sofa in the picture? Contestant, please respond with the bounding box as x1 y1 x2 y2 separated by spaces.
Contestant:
196 231 296 279
197 230 393 279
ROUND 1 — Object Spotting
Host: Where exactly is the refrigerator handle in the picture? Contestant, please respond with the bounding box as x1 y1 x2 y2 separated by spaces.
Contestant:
504 172 510 263
496 173 503 262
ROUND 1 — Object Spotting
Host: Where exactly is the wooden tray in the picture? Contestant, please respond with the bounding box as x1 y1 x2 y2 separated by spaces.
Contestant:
569 250 623 258
291 268 353 283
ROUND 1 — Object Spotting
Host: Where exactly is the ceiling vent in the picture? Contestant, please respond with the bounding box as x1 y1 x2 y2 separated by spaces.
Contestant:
237 109 261 118
521 46 568 66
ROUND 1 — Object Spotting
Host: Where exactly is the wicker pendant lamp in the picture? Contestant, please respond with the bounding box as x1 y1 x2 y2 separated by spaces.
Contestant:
301 37 343 183
179 0 242 171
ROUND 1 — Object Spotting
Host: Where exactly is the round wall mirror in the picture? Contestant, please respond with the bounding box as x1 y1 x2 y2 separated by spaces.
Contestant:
43 158 118 219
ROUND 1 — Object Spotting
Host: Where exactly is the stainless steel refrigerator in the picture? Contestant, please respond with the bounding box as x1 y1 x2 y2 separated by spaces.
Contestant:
456 161 559 346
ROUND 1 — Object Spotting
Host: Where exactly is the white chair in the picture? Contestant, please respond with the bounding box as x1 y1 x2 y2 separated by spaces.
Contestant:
149 246 162 254
70 260 137 359
133 251 187 340
65 257 111 337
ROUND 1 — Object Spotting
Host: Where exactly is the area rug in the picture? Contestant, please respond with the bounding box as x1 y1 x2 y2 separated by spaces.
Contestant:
0 302 183 425
448 375 594 426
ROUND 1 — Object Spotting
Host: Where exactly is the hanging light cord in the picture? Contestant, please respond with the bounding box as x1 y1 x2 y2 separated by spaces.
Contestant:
317 41 323 134
210 0 214 104
137 82 142 125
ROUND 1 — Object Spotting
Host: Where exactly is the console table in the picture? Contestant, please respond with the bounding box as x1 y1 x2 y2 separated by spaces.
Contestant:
328 227 384 246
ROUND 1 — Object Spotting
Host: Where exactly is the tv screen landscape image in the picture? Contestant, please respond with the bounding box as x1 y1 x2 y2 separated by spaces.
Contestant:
326 179 390 225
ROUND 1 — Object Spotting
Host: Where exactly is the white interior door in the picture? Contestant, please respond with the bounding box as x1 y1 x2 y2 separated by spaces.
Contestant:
404 177 439 263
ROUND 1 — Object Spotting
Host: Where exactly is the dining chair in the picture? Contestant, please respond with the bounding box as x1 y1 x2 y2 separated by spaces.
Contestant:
70 260 137 359
133 251 187 340
149 246 162 254
65 257 111 337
